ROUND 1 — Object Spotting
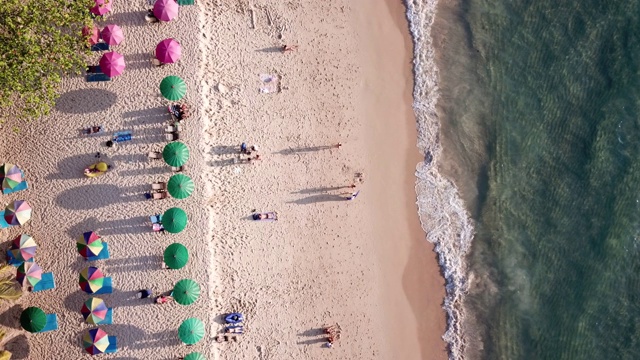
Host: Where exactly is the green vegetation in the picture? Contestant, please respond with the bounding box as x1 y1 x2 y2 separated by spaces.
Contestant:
0 264 21 301
0 328 12 359
0 0 93 120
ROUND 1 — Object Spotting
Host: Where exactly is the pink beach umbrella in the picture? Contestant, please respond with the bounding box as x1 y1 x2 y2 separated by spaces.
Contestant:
82 25 100 45
99 52 126 77
155 38 182 64
90 0 112 16
153 0 179 22
101 25 124 46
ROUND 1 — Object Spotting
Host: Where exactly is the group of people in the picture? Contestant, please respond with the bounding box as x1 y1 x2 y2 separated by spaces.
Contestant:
324 323 342 348
136 288 174 304
169 103 190 122
240 142 261 162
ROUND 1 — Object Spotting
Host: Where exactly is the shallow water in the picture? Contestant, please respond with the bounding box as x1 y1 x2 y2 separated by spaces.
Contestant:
425 0 640 358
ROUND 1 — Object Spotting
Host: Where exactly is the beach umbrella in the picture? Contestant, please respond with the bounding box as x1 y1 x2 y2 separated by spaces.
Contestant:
178 318 205 345
81 297 109 325
162 207 188 234
5 200 32 226
160 75 187 101
153 0 179 22
164 243 189 269
77 231 104 258
156 38 182 64
90 0 112 16
16 262 42 287
173 279 200 305
163 141 190 167
167 174 194 199
82 25 100 45
101 24 124 45
184 352 206 360
0 164 24 190
20 307 47 333
83 328 110 355
79 266 106 294
10 234 37 262
99 51 126 77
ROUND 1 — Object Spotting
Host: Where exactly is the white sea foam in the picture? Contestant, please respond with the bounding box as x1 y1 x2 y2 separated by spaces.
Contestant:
404 1 475 358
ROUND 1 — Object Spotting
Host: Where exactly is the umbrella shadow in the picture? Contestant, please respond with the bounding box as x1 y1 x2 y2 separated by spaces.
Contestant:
106 289 152 308
4 334 30 359
117 165 171 177
55 184 146 210
46 153 103 180
103 255 161 274
122 106 170 127
63 290 89 314
287 194 346 204
275 145 339 155
66 216 150 238
0 305 23 329
210 145 240 155
108 11 150 28
55 89 117 114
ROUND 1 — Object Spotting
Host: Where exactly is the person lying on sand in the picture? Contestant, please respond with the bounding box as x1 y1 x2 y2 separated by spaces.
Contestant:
252 212 278 221
281 45 298 52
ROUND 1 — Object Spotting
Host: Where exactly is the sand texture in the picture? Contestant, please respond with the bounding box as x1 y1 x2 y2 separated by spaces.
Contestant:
0 1 446 359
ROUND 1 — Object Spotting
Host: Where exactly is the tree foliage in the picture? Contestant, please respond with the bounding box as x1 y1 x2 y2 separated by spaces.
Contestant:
0 0 94 120
0 264 20 301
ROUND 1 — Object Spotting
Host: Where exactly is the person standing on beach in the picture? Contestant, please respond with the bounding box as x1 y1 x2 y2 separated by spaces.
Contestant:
347 190 360 201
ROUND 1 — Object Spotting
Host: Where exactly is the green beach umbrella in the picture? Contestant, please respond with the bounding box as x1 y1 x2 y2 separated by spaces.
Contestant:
20 307 47 333
184 352 206 360
162 207 188 233
160 75 187 101
167 174 194 199
172 278 200 305
163 141 190 167
178 318 205 345
164 243 189 269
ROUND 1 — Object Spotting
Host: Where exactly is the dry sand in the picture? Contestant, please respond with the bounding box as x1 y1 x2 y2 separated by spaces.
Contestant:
0 1 446 359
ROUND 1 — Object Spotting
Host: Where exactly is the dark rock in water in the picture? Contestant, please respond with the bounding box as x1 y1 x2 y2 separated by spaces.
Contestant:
425 151 433 165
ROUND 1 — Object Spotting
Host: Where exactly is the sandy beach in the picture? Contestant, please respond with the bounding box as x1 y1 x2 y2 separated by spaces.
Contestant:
0 1 447 359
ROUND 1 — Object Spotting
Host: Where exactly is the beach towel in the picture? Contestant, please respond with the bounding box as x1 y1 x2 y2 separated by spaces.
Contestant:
105 336 117 354
86 242 110 261
86 73 111 82
259 74 280 93
0 211 10 229
33 272 55 292
113 131 132 143
93 277 113 294
38 314 58 333
3 180 28 194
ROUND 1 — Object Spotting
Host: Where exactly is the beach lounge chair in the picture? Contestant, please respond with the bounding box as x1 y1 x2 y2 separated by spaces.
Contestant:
86 242 110 261
6 250 34 266
93 277 113 294
152 192 168 200
90 42 109 51
105 336 117 353
33 272 55 292
113 131 133 143
150 214 162 224
171 166 184 173
165 132 179 141
86 65 102 73
86 73 111 82
151 182 166 191
37 314 59 333
165 125 178 133
148 151 162 159
0 211 10 229
3 180 28 194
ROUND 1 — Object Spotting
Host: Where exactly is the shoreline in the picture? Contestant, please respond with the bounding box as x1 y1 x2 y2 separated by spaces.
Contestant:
354 1 448 358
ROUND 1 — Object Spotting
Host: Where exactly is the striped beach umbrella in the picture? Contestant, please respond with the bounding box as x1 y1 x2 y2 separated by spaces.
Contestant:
163 243 189 269
160 76 186 101
81 297 109 325
162 207 188 234
178 318 205 345
83 328 110 355
167 174 194 199
20 307 47 333
184 352 206 360
101 24 124 45
79 266 106 294
77 231 104 258
5 200 32 225
163 141 189 167
10 234 37 262
16 262 42 287
0 164 23 190
173 279 200 305
99 51 125 77
153 0 179 22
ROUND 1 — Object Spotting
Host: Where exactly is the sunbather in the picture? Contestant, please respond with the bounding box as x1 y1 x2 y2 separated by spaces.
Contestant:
225 325 244 334
252 212 277 221
155 294 173 304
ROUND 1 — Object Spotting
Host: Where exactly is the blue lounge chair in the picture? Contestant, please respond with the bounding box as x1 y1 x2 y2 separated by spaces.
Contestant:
150 214 162 224
86 73 111 82
37 314 58 333
113 131 132 143
93 277 113 294
3 180 28 194
33 272 55 292
86 242 110 261
86 65 102 74
0 211 10 229
90 42 109 51
105 336 117 354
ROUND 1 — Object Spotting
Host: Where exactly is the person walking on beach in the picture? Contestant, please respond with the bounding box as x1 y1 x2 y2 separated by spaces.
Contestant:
347 190 360 201
281 44 298 53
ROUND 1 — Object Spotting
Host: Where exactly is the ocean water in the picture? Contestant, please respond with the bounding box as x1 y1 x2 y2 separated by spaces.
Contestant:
408 0 640 358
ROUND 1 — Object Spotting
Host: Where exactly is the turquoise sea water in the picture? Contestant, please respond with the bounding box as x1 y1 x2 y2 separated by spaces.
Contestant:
434 0 640 358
